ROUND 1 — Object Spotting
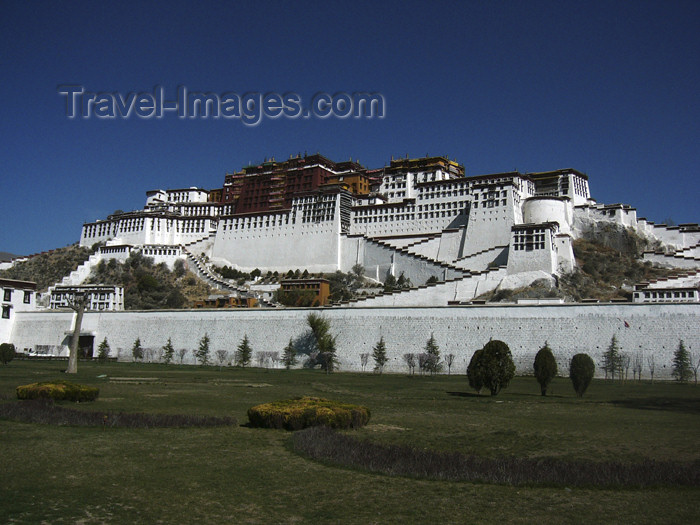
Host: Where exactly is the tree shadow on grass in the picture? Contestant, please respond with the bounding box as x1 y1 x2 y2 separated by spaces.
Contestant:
609 397 700 416
446 391 483 398
513 392 569 399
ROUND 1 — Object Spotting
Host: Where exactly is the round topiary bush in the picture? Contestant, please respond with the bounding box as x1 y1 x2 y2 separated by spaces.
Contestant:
0 343 16 365
569 353 595 397
16 380 99 402
247 396 370 431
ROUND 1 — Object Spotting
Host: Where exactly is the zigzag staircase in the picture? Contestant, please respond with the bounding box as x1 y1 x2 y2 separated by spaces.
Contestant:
181 246 277 307
334 264 508 307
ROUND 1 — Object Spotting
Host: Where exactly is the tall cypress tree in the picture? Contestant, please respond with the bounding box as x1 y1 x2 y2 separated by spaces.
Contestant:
372 337 388 374
236 335 252 367
672 339 692 382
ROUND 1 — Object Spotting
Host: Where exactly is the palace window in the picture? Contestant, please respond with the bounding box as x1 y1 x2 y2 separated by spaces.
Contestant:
513 228 546 251
3 289 12 301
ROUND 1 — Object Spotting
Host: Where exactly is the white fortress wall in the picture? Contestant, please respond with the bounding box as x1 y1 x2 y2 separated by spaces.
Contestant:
507 225 559 275
342 235 463 285
348 198 469 239
461 199 517 258
453 246 509 272
348 268 507 307
81 215 215 248
10 303 698 380
522 197 573 233
642 252 700 269
403 234 443 260
138 245 185 269
211 205 342 273
212 222 341 273
434 228 465 262
649 225 700 249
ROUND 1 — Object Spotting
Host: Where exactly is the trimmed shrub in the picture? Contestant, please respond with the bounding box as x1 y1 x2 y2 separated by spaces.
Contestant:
570 353 595 397
533 343 558 396
292 426 700 487
468 340 515 396
0 343 16 365
467 349 485 393
247 396 370 431
16 380 99 402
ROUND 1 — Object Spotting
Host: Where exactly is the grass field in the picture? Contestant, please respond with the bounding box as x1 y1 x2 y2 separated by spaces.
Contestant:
1 360 699 524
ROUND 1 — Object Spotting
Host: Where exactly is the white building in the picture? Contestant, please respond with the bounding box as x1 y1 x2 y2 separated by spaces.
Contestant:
0 278 38 345
49 285 125 311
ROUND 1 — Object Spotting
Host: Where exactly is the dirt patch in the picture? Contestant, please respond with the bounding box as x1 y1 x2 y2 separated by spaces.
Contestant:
365 423 408 432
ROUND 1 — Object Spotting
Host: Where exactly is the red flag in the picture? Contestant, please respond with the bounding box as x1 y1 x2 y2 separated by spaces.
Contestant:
624 320 630 328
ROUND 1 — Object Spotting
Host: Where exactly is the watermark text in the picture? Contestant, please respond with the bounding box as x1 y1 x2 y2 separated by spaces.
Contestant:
57 85 385 125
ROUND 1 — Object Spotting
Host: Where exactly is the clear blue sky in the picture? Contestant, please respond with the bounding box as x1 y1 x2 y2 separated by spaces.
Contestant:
1 0 698 256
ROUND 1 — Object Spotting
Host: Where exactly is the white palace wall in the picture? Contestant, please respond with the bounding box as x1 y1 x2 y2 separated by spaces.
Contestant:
10 303 697 380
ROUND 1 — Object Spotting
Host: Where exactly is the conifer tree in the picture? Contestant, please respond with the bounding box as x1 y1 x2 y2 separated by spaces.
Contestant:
131 338 143 361
307 313 337 373
196 334 210 365
372 336 388 374
424 333 440 374
282 338 297 369
672 339 692 382
97 338 111 361
162 337 175 364
602 334 622 380
236 334 252 367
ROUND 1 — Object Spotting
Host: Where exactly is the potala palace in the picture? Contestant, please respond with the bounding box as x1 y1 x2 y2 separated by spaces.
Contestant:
2 153 698 377
77 154 699 306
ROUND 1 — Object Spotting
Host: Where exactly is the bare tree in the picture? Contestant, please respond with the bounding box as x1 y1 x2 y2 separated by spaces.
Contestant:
690 352 700 386
446 353 456 375
620 353 631 383
360 353 370 372
256 351 266 368
632 351 643 382
65 292 89 374
215 350 229 370
418 353 429 375
63 287 117 373
269 351 280 369
178 348 187 364
403 353 416 375
647 353 656 384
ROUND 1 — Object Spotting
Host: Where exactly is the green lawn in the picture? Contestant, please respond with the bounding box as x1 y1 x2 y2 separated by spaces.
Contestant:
1 360 699 524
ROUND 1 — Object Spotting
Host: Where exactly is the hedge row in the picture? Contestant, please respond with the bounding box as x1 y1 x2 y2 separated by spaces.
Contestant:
247 396 370 430
292 426 700 487
16 380 99 402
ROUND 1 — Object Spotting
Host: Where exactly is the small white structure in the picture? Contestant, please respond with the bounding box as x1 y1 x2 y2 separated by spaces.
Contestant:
632 288 699 303
632 271 700 303
0 278 38 344
49 285 124 311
